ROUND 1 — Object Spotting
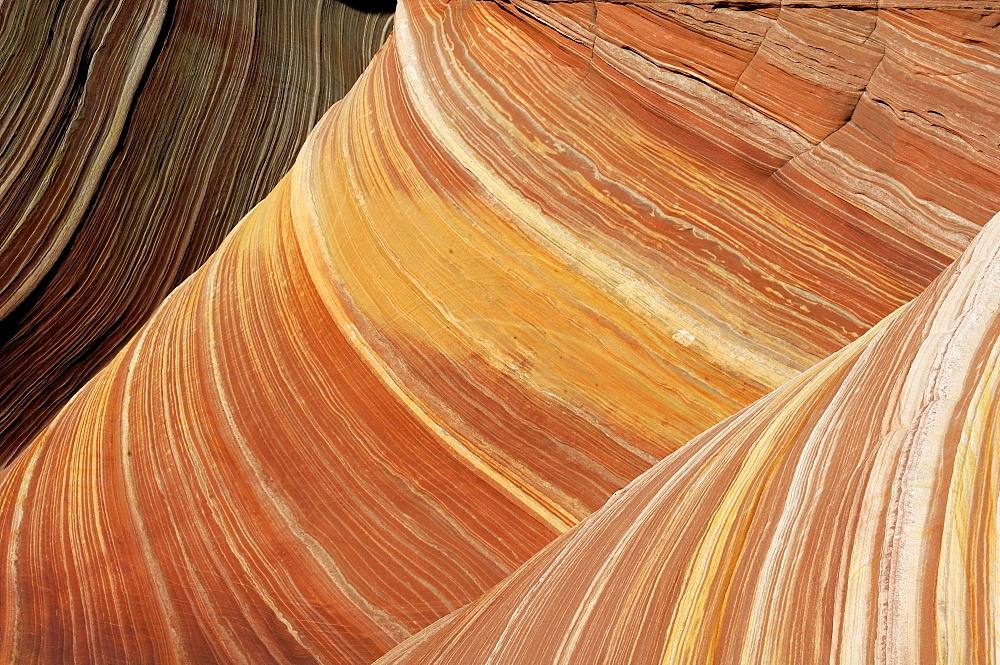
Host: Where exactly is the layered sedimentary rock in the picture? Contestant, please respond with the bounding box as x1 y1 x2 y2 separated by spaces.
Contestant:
0 0 393 466
1 0 999 663
377 209 1000 665
511 0 1000 255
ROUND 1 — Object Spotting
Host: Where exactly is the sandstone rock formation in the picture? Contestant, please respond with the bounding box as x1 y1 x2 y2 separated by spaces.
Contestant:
1 0 999 663
375 207 1000 665
0 0 393 467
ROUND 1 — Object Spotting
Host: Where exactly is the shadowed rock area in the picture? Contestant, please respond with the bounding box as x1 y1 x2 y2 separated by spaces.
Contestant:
0 0 393 467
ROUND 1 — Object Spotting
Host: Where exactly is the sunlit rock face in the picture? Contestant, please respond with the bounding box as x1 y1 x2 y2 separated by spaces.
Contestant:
0 0 393 467
1 0 999 663
377 207 1000 665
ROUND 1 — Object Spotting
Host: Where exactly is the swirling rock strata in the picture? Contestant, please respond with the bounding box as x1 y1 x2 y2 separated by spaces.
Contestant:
376 209 1000 665
0 0 393 467
511 0 1000 255
1 0 999 663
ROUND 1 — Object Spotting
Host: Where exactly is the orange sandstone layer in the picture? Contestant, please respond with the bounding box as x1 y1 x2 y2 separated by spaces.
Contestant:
500 0 1000 256
376 209 1000 665
1 0 999 662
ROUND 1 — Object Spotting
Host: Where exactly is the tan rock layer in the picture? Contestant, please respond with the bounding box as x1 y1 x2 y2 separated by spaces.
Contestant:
0 0 393 467
376 210 1000 665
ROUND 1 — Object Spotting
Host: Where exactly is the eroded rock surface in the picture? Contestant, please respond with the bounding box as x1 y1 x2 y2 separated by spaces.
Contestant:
0 0 393 466
1 0 998 663
377 208 1000 665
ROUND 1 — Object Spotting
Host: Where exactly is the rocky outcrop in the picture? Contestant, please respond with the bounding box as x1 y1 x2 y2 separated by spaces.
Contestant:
0 0 392 467
1 0 998 663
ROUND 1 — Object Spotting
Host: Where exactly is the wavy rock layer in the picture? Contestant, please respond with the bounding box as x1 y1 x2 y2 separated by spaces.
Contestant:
0 0 393 466
507 0 1000 256
377 209 1000 665
1 0 999 663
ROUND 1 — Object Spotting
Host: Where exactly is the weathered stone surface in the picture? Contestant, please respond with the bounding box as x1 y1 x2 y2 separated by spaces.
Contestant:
377 207 1000 665
0 0 392 467
1 0 999 663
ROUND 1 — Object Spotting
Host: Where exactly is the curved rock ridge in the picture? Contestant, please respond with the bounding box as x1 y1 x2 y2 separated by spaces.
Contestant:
1 0 999 663
506 0 1000 255
0 0 393 467
376 208 1000 665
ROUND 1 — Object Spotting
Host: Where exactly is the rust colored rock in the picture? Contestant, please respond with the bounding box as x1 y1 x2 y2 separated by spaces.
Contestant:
1 0 999 663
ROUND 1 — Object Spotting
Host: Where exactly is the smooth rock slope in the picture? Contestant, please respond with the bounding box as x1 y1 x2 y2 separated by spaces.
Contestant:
376 208 1000 665
1 0 998 663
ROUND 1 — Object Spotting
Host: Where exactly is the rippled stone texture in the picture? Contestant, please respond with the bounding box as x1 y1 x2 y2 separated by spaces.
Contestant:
378 209 1000 665
1 0 999 663
0 0 393 466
